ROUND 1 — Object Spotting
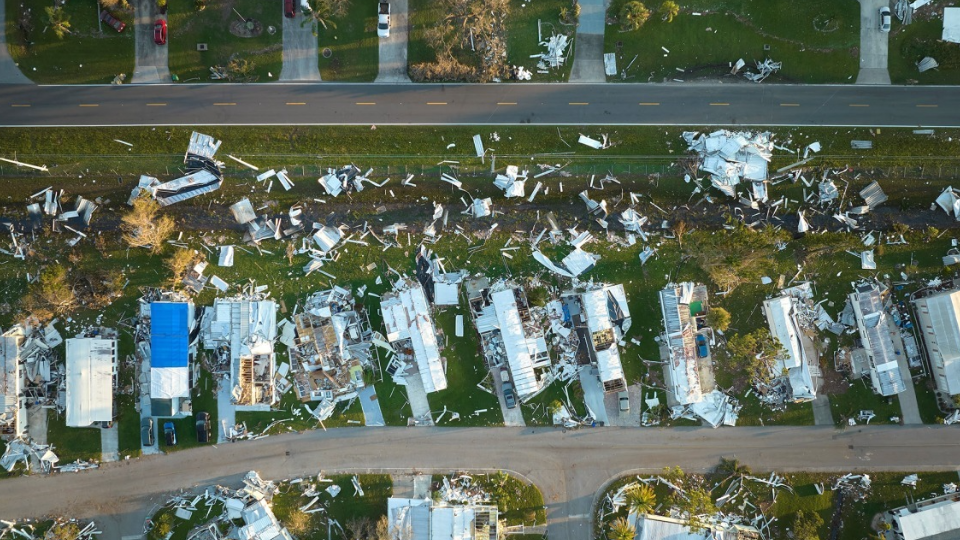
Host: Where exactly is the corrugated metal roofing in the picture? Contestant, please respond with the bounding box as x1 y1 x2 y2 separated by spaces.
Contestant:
914 289 960 395
65 337 116 427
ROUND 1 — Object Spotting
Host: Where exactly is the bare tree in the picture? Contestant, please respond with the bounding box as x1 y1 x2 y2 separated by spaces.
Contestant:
121 195 175 254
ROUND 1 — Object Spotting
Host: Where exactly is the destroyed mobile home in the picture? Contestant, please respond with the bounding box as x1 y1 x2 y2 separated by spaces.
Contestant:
288 287 378 408
380 277 447 394
1 321 63 440
659 282 738 428
467 278 552 402
148 471 293 540
201 284 279 410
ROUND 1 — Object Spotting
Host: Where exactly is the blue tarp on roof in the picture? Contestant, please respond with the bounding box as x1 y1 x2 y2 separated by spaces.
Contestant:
151 302 189 368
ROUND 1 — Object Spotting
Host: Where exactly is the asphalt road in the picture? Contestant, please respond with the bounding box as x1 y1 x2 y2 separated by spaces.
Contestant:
2 426 959 540
1 83 960 127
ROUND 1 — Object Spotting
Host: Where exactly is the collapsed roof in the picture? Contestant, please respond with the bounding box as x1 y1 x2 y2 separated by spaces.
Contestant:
762 296 817 403
290 287 377 403
470 280 551 401
849 282 906 397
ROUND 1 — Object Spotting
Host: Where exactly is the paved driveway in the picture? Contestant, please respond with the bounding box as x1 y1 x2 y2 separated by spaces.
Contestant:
569 0 609 82
280 12 321 81
130 0 169 83
0 0 30 83
375 0 409 82
493 367 525 427
856 0 891 84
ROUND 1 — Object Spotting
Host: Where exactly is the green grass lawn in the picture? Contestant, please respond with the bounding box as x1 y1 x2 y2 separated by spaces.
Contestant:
317 2 378 81
46 410 101 463
889 17 960 85
5 0 134 83
605 0 857 83
477 472 547 526
166 0 282 82
273 474 391 539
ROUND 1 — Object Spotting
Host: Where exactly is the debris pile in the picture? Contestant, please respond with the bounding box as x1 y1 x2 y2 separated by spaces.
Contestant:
743 58 782 82
0 439 59 473
1 321 63 439
493 165 528 198
319 166 388 197
682 130 774 199
145 132 225 207
535 34 570 70
437 474 491 505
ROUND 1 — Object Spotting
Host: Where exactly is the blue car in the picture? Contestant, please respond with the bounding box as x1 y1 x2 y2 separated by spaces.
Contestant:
696 334 709 358
163 422 177 446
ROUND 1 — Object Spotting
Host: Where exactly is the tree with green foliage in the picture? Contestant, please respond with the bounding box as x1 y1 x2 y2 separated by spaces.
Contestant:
149 513 174 540
619 1 650 31
21 264 77 323
725 328 784 384
625 484 656 516
607 517 635 540
44 6 71 39
680 487 718 533
793 510 824 540
706 307 731 332
44 522 81 540
659 0 678 22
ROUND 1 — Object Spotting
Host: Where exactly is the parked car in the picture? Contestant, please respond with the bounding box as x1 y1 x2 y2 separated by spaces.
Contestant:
377 1 390 38
502 380 517 409
879 7 891 32
141 417 154 447
100 10 126 33
153 19 167 45
163 421 177 446
284 0 296 18
196 412 211 443
695 334 709 358
618 391 630 412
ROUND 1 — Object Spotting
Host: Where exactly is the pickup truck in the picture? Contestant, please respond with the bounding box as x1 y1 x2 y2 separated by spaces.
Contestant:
377 2 390 38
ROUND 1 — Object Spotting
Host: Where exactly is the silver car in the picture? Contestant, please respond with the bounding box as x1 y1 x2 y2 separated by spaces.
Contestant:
879 7 891 32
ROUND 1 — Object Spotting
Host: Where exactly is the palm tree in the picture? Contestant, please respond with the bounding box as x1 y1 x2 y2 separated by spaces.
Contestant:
659 0 679 23
625 484 656 516
618 1 650 31
303 0 336 32
607 517 635 540
44 6 71 39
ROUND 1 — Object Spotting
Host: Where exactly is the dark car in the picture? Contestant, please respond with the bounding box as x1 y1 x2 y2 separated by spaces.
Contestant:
502 380 517 409
284 0 296 18
100 10 126 33
141 417 155 447
696 334 709 358
153 19 167 45
163 421 177 446
196 412 211 443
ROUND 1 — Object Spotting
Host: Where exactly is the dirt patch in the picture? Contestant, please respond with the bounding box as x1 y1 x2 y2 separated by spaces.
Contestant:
229 18 263 38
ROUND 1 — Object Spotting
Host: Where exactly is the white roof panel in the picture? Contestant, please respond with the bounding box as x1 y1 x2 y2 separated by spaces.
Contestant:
66 337 116 427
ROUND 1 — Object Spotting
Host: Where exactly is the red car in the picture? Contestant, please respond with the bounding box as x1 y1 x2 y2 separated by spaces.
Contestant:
99 10 126 33
284 0 296 18
153 19 167 45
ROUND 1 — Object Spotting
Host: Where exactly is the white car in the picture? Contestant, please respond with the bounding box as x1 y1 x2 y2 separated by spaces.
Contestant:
879 7 891 32
377 1 390 38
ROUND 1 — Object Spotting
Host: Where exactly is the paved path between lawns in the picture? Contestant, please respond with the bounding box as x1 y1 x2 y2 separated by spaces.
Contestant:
359 385 385 426
101 423 120 462
812 395 834 426
0 0 31 84
3 425 960 540
280 11 321 81
130 0 170 83
889 317 922 424
375 0 409 82
856 0 891 85
569 0 609 82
